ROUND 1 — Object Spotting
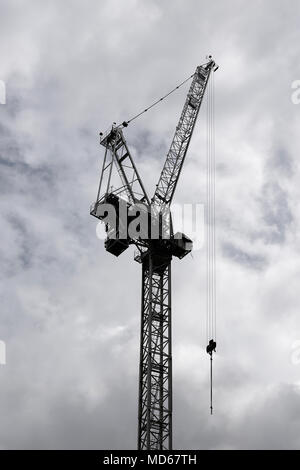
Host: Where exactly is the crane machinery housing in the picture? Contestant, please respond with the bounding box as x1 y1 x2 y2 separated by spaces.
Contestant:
90 56 218 450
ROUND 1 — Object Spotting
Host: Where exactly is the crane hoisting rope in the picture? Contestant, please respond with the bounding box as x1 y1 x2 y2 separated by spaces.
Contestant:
206 69 217 415
117 73 196 128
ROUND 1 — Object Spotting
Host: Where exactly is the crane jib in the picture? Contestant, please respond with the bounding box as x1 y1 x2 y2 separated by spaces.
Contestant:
152 61 215 209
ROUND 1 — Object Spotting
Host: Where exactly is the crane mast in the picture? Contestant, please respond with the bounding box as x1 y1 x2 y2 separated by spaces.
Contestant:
90 57 218 450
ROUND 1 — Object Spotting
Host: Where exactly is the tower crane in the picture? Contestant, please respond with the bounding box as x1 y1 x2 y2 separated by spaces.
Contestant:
90 56 218 450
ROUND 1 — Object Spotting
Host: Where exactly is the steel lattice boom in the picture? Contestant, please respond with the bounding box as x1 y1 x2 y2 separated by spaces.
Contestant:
152 63 213 208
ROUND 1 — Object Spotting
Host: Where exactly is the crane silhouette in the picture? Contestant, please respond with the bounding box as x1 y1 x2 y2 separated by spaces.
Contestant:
90 57 218 450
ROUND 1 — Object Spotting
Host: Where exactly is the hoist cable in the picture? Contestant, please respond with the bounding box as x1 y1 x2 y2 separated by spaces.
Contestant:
118 73 195 127
212 71 217 342
207 72 216 341
210 355 213 415
206 69 217 415
206 82 209 343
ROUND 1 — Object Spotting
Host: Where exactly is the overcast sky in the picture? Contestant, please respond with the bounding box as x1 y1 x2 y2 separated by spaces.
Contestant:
0 0 300 450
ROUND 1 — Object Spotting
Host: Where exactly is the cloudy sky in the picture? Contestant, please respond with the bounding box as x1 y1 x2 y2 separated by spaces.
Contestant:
0 0 300 450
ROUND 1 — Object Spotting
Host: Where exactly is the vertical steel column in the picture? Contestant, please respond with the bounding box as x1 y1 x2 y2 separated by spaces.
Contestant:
168 262 172 450
138 254 172 450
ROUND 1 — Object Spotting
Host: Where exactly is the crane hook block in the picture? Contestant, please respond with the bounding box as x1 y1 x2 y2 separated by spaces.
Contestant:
206 339 216 356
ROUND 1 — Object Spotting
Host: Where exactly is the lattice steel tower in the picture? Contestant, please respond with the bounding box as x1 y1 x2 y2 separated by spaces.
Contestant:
90 57 218 450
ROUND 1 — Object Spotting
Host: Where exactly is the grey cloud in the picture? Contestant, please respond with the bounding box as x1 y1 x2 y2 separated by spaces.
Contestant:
0 0 300 450
260 182 293 244
268 147 294 177
222 241 267 270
